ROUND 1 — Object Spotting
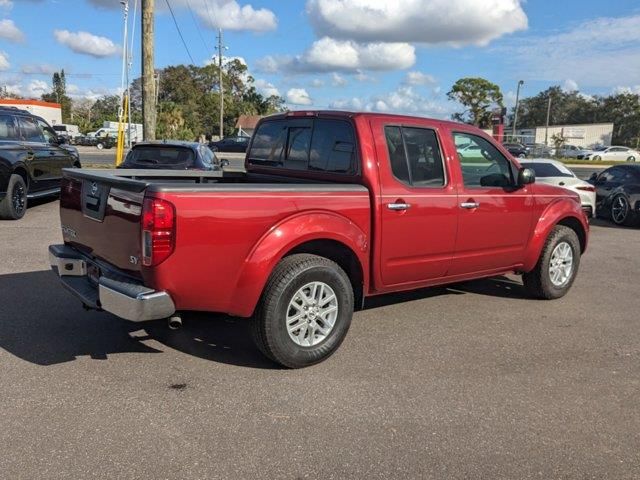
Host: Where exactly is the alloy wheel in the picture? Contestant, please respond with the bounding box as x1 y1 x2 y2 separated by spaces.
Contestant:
286 281 339 347
611 196 629 225
11 182 26 216
549 241 574 287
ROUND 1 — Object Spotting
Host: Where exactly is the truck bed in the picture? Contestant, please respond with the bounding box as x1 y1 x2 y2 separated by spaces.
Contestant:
58 168 371 317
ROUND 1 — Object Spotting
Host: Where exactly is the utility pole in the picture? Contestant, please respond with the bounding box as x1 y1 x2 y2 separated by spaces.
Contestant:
544 94 552 146
511 80 524 141
216 28 225 140
142 0 156 140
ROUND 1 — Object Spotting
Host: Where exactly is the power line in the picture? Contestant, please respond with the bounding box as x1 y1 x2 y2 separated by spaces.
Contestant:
164 0 196 65
185 0 212 56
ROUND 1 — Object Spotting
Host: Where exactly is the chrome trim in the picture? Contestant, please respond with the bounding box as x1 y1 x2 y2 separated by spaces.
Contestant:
99 283 175 322
460 201 480 209
49 244 175 322
387 202 411 211
49 251 87 276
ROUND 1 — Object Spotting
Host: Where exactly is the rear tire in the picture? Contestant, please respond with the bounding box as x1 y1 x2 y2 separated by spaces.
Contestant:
0 174 27 220
523 225 581 300
251 254 354 368
593 155 601 161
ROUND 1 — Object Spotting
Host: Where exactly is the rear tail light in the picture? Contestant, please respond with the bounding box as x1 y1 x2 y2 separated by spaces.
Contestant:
576 186 596 192
141 197 176 266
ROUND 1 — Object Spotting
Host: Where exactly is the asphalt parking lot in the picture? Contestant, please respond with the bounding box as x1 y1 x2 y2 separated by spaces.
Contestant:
1 200 639 479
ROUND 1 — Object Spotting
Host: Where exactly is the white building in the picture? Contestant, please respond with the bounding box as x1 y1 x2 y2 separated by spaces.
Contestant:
0 99 62 126
515 123 613 148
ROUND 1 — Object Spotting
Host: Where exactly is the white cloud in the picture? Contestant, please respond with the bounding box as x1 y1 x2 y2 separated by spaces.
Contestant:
331 72 347 86
329 85 451 118
613 85 640 95
504 15 640 87
0 0 12 9
562 79 579 92
88 0 276 32
0 51 10 71
54 30 120 58
404 71 436 86
254 78 280 97
25 79 49 98
286 88 313 106
310 78 325 88
20 64 57 74
307 0 527 46
0 19 24 42
258 37 415 73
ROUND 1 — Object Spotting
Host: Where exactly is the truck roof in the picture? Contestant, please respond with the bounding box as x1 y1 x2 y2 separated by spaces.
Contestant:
262 110 468 129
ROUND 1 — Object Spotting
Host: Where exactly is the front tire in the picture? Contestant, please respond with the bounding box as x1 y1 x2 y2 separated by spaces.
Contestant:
523 225 581 300
592 155 601 161
627 156 636 162
0 174 27 220
251 254 354 368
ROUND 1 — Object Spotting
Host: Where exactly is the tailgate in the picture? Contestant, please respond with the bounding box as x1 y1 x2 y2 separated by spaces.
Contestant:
59 169 148 278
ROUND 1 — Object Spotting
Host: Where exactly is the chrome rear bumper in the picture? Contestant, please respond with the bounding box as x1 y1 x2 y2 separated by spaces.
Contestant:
49 244 175 322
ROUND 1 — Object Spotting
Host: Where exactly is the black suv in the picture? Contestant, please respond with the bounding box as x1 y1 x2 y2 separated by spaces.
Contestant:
0 107 80 220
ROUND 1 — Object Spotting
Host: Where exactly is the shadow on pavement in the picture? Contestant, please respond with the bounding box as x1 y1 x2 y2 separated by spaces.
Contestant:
1 270 528 368
0 270 277 369
589 217 638 230
363 275 528 311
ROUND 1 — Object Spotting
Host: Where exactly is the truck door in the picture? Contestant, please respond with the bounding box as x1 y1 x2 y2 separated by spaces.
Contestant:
448 130 534 275
16 115 54 192
372 119 459 287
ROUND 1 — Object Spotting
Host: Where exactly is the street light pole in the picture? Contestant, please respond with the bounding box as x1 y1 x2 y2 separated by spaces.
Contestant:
544 94 552 146
217 28 224 140
512 80 524 141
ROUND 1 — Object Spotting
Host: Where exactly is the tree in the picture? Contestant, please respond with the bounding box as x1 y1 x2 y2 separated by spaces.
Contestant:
129 61 286 140
448 77 504 127
41 70 72 123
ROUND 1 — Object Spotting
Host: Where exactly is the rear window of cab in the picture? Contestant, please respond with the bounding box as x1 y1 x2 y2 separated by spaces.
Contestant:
247 118 357 175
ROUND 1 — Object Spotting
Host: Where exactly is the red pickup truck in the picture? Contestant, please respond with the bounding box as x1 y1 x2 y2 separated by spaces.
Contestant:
50 111 588 368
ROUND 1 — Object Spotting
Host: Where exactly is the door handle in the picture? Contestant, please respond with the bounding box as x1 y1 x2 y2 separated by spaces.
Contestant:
460 201 480 209
387 202 411 211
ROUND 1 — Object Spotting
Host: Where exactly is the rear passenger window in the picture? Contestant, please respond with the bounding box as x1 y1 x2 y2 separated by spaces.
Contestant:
384 126 445 187
248 118 357 175
0 115 19 141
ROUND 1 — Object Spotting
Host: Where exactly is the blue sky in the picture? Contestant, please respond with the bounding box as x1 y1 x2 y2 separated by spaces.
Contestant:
1 0 639 118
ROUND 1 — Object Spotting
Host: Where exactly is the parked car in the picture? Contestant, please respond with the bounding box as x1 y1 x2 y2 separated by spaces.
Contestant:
556 144 585 159
526 143 554 158
520 159 596 217
49 111 588 368
588 165 640 226
0 107 80 220
208 135 250 153
119 141 220 170
76 135 116 150
52 124 81 143
581 146 639 162
502 142 529 158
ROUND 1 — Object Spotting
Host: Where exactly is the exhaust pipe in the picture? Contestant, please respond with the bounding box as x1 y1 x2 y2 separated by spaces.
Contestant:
168 315 182 330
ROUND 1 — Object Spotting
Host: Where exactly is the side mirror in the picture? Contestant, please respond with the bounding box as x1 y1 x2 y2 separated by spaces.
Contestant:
588 172 598 183
57 136 67 145
518 167 535 186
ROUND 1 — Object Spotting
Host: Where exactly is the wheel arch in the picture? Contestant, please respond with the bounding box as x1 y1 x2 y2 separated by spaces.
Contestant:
12 165 30 189
523 198 588 271
229 211 369 318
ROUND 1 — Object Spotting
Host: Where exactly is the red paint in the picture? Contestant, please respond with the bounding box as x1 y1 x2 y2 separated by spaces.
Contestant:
59 111 589 318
